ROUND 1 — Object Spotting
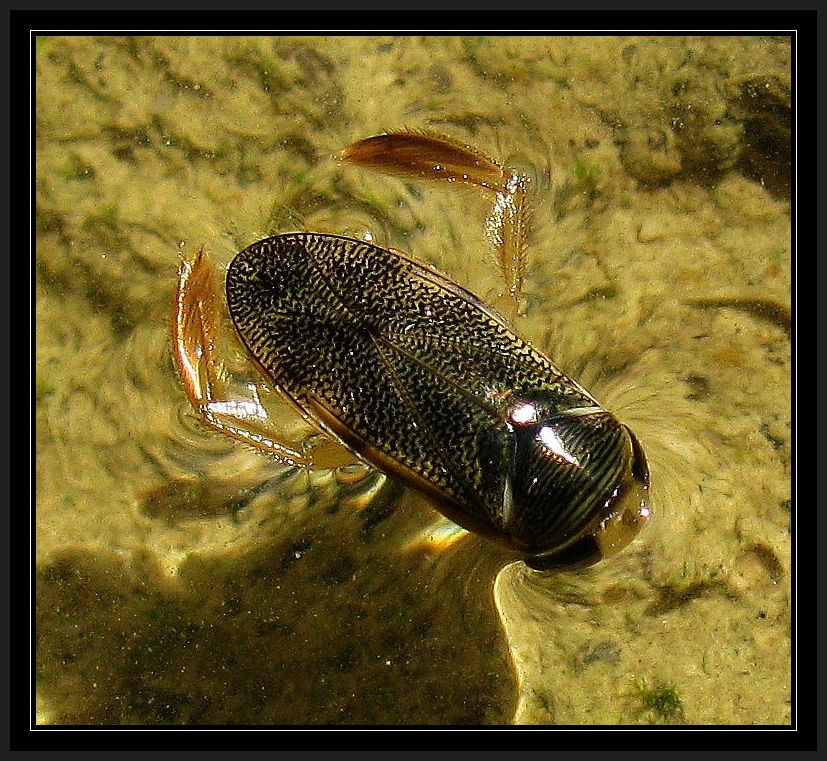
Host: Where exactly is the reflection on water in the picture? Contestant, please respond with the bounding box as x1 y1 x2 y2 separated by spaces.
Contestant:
35 35 791 725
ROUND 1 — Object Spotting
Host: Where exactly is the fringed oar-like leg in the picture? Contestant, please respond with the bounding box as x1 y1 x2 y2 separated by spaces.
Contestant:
342 131 530 314
172 248 360 469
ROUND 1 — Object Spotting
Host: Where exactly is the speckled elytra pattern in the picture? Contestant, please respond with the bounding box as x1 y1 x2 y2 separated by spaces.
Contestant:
226 233 610 544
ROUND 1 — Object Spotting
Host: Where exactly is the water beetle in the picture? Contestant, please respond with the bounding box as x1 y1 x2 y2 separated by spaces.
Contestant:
173 132 651 570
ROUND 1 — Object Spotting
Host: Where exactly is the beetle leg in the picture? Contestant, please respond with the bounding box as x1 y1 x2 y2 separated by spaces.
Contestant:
485 172 530 314
342 131 510 192
342 131 530 312
173 247 361 468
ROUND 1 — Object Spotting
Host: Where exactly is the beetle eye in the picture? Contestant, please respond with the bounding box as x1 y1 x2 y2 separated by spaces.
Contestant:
589 425 651 560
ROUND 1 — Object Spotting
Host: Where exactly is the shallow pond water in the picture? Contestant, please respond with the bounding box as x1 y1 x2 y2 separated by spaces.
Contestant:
35 35 791 725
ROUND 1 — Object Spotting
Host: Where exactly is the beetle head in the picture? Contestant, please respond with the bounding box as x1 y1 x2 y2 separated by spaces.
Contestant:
500 395 651 570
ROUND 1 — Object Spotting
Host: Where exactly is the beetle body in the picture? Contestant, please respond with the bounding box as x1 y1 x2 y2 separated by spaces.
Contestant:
225 232 651 569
